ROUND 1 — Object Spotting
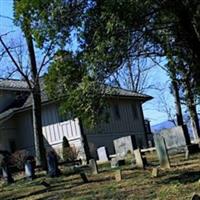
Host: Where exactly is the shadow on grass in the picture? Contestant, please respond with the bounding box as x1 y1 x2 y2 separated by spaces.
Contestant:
13 180 86 200
160 171 200 185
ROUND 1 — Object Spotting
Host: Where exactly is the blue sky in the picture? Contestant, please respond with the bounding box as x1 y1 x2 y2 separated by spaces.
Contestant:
0 0 174 126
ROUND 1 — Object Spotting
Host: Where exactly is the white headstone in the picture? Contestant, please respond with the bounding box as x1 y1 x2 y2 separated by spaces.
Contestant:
97 146 109 162
113 135 136 157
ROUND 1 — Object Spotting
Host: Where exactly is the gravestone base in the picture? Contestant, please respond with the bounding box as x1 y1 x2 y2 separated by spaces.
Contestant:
151 168 158 178
111 157 125 168
115 169 122 182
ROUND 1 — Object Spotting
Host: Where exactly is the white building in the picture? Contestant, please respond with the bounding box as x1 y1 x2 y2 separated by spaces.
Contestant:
0 79 152 159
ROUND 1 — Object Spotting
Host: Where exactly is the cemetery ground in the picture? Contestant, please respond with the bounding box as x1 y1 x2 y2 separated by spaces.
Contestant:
1 152 200 200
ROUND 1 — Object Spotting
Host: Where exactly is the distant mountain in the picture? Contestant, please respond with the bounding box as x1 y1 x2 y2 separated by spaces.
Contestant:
151 120 176 134
151 119 194 138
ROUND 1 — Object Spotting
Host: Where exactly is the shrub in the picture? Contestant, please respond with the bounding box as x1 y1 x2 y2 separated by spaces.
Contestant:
65 146 79 161
63 146 79 162
10 150 30 170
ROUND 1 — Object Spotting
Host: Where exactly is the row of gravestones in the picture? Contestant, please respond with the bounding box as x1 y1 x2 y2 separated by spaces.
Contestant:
97 135 136 162
153 125 191 169
97 146 147 169
96 136 147 169
0 151 60 184
97 126 190 169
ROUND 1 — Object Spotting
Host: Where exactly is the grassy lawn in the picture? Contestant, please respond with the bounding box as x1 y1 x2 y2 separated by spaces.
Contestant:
1 152 200 200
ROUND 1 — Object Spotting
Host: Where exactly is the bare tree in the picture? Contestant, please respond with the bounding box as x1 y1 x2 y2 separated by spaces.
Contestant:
109 57 156 93
0 30 53 169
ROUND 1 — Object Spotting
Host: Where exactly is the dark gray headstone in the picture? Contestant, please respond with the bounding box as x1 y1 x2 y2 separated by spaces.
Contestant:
80 172 89 183
0 152 14 184
154 135 170 169
2 165 14 184
47 151 60 177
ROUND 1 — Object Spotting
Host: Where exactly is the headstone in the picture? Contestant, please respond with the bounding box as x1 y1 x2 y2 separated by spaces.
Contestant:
160 126 189 154
111 157 125 168
151 168 158 178
134 148 144 169
185 147 189 160
154 135 170 169
2 165 14 184
0 152 14 184
97 146 109 162
80 172 89 183
89 159 98 175
113 135 136 157
47 151 61 177
111 157 118 168
24 156 36 180
115 169 122 182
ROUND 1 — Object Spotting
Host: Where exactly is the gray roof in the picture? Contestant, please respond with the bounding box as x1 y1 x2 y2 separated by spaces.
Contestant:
105 86 152 100
0 79 28 91
0 79 152 123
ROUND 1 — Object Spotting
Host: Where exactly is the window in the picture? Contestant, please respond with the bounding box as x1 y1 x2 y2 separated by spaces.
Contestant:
132 103 138 119
112 104 120 120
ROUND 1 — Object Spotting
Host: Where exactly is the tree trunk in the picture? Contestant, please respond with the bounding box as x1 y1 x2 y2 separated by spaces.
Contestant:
31 87 47 169
171 79 184 126
184 78 200 142
168 65 190 144
187 98 200 142
25 32 47 169
78 118 92 163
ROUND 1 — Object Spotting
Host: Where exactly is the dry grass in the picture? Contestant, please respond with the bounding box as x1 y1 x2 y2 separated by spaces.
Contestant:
0 152 200 200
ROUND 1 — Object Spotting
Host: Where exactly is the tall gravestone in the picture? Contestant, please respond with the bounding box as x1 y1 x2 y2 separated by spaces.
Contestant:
113 135 137 157
47 151 61 177
97 146 109 162
154 135 170 169
89 159 98 175
134 148 144 169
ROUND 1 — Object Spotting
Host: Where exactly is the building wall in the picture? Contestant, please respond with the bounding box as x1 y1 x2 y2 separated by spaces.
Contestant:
85 98 147 157
14 104 85 159
0 119 17 151
0 97 147 160
0 90 16 112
